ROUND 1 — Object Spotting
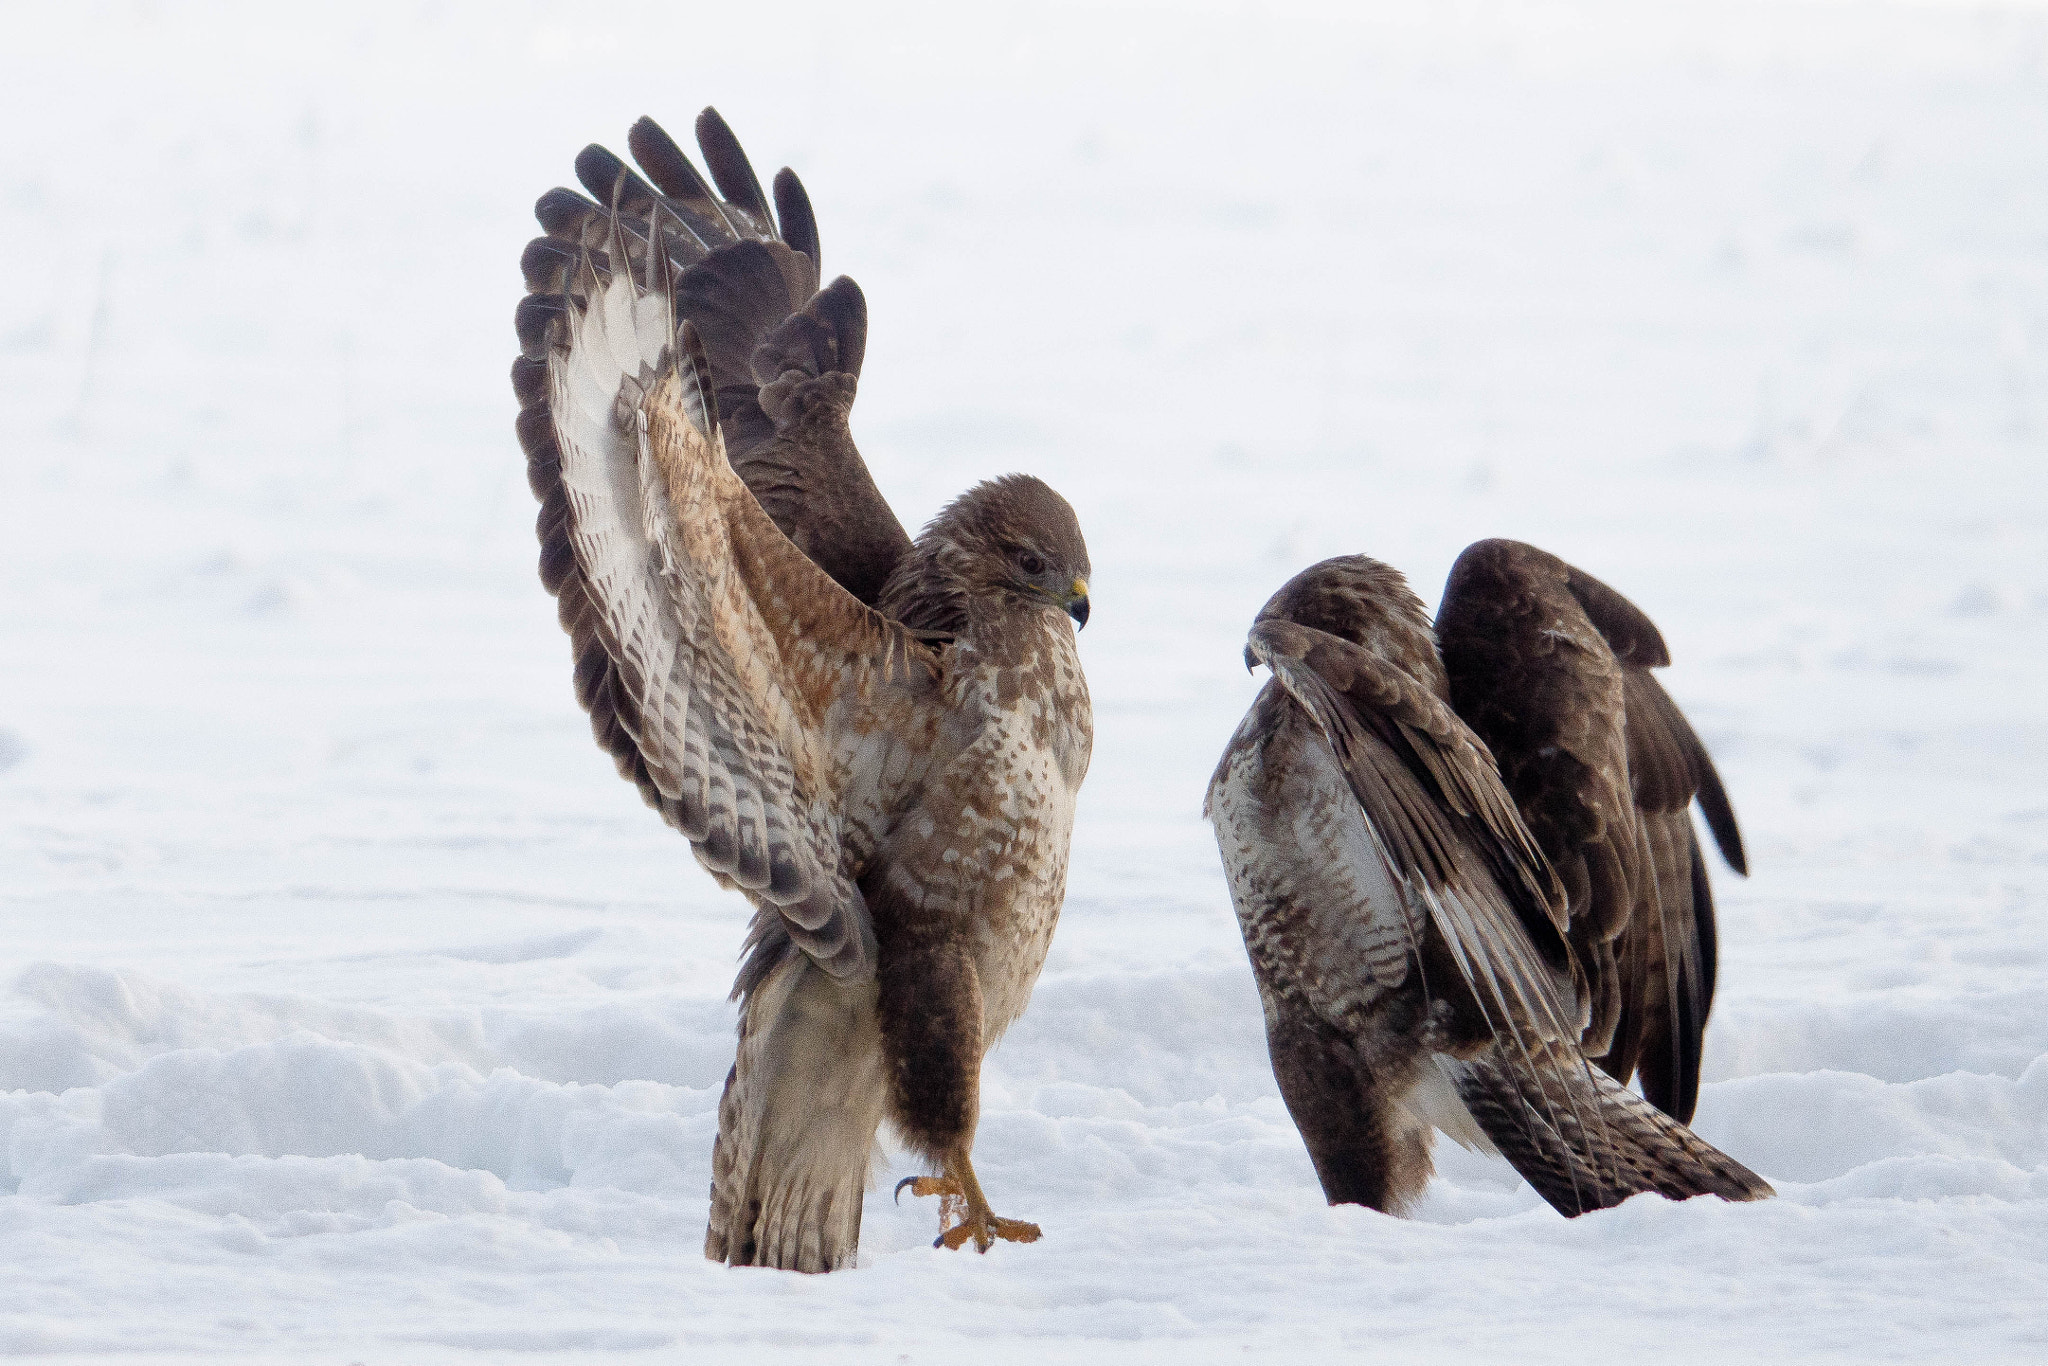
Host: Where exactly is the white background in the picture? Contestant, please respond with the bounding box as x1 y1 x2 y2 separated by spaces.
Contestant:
2 1 2044 1360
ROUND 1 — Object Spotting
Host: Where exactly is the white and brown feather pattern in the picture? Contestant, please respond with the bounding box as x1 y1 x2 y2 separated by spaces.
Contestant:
946 635 1090 1039
514 113 1095 1272
538 224 950 976
854 609 1091 1035
704 962 887 1273
1443 1038 1765 1212
1246 620 1577 1028
1213 699 1415 1027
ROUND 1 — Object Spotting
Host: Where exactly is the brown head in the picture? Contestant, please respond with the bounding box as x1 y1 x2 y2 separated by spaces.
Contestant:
1249 554 1433 671
878 474 1091 637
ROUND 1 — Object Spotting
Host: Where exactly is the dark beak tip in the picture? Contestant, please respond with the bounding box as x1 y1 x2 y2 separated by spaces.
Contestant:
1243 644 1258 672
1067 598 1090 630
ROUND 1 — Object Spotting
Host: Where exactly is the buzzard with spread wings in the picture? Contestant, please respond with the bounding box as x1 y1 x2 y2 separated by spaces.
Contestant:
513 111 1093 1271
1206 548 1769 1216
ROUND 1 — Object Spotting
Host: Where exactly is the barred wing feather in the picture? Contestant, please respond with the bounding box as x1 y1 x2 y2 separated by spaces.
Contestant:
526 239 943 981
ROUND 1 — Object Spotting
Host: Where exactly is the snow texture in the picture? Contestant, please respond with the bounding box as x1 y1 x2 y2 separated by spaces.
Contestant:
3 1 2046 1361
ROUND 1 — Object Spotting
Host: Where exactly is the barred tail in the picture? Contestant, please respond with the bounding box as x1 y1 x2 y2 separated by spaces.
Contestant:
705 949 888 1272
1446 1042 1772 1217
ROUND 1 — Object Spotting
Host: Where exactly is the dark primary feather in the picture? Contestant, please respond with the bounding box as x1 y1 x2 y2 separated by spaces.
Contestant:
573 142 658 213
626 116 721 211
773 167 821 270
1559 558 1671 668
1437 538 1747 1123
534 185 598 238
695 107 775 231
514 109 910 609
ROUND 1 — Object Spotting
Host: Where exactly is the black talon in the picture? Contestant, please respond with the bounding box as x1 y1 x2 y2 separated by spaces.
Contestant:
893 1175 918 1203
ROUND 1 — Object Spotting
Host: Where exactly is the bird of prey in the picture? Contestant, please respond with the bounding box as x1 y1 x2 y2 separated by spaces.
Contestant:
1435 539 1746 1124
512 110 1093 1272
1206 546 1770 1216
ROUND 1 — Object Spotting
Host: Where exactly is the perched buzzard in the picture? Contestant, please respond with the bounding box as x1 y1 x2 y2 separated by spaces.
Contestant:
1206 548 1770 1216
512 111 1093 1272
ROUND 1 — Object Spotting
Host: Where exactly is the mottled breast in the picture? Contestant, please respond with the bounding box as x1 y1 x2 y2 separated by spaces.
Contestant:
1207 685 1417 1035
898 614 1091 1040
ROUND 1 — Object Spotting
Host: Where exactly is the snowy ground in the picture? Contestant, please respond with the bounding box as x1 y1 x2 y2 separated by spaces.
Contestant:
3 1 2046 1360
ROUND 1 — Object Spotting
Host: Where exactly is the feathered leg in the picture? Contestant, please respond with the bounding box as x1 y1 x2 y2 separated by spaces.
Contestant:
874 927 1039 1252
1261 993 1438 1215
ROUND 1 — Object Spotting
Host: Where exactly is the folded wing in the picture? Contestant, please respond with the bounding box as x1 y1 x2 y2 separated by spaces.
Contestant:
1436 539 1746 1122
1225 595 1769 1213
1610 654 1745 1121
1245 621 1598 1162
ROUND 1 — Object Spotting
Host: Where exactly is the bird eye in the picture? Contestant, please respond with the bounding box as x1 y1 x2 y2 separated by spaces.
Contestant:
1019 551 1046 576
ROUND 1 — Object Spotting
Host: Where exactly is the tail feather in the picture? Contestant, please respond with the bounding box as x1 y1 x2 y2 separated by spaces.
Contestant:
1446 1043 1771 1217
705 950 888 1273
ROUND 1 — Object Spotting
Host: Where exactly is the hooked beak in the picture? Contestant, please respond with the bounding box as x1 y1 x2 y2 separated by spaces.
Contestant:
1065 578 1090 630
1243 643 1258 672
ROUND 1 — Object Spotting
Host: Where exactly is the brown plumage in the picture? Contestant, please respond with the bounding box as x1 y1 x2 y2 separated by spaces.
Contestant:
1206 553 1769 1217
1436 539 1745 1123
512 111 1093 1271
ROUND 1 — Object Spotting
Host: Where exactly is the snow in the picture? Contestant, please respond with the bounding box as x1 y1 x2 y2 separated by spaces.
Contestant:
3 0 2046 1359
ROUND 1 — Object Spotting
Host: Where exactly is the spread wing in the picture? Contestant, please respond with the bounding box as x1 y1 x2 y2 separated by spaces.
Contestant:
1436 539 1746 1123
510 200 945 984
515 109 912 607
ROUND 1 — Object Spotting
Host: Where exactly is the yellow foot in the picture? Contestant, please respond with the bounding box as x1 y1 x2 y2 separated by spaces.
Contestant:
936 1212 1041 1253
893 1174 1041 1253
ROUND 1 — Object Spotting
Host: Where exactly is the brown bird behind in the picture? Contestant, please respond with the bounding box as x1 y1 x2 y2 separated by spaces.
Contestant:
1437 539 1747 1123
1207 551 1770 1216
